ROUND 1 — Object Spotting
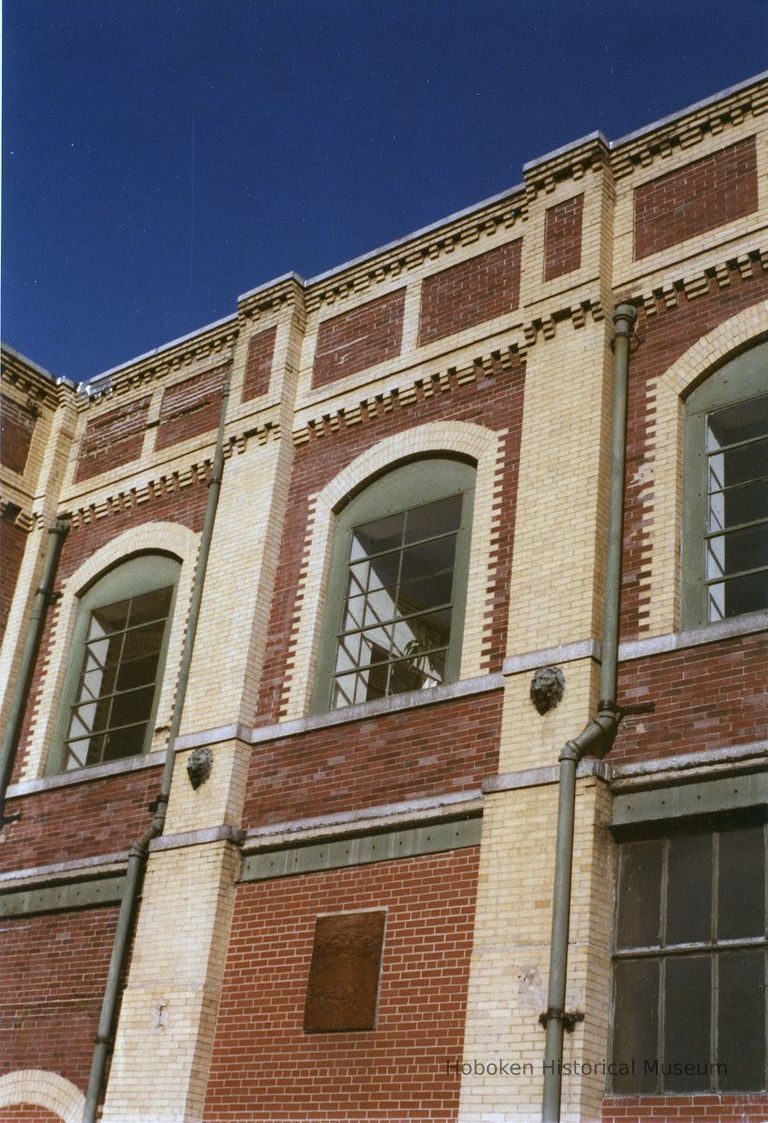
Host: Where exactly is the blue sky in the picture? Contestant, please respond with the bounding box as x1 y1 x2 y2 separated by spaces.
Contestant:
3 0 767 383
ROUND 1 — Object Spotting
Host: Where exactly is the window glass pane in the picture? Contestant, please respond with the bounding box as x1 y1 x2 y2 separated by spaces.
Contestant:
666 833 712 946
395 571 454 616
708 435 768 488
664 955 712 1091
707 394 768 450
91 596 131 635
102 725 147 762
366 551 401 592
612 958 659 1092
128 585 173 625
708 569 768 621
404 494 463 543
121 620 167 661
115 653 161 692
718 950 766 1090
109 686 156 729
400 537 457 584
709 478 768 532
718 825 765 940
389 652 443 694
617 840 663 949
351 512 404 558
708 523 768 579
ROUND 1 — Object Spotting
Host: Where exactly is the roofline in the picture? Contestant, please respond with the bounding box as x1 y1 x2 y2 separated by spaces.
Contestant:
82 312 238 388
1 342 76 388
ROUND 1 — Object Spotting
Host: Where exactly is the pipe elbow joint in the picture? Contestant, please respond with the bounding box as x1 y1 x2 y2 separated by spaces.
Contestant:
560 710 619 764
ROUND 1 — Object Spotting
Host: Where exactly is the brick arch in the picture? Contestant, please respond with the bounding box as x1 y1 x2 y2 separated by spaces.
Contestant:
22 521 200 781
646 300 768 636
282 420 504 719
0 1070 84 1123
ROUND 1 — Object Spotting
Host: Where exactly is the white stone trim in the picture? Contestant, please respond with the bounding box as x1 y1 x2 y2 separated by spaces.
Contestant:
646 301 768 637
0 1070 85 1123
280 420 503 720
22 521 200 781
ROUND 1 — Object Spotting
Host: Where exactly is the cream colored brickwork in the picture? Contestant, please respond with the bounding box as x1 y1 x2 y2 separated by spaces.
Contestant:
498 659 599 776
458 777 615 1123
505 316 613 656
20 522 200 781
0 1069 85 1123
101 840 241 1123
179 436 294 733
280 420 503 721
643 300 768 636
164 738 251 835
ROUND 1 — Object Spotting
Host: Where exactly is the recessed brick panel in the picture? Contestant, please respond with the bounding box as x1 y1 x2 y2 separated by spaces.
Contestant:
75 396 150 481
634 136 758 259
544 194 584 280
312 289 406 388
418 240 522 346
242 326 277 401
303 910 386 1032
156 364 228 449
0 395 37 474
0 514 27 646
203 848 479 1122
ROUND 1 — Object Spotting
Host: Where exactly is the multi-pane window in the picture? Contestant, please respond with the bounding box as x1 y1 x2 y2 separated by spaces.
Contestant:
611 817 767 1093
312 458 474 713
332 495 461 708
63 586 173 770
683 341 768 627
705 392 768 620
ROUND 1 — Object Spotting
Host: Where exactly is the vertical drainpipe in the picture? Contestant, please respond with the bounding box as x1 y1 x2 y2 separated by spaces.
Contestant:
0 515 70 825
82 365 232 1123
540 303 637 1123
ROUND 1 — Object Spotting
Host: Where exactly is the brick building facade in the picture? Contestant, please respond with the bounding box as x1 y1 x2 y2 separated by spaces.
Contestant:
1 75 766 1123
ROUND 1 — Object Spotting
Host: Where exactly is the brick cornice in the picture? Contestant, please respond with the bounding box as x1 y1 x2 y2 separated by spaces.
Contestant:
610 76 768 180
523 134 611 202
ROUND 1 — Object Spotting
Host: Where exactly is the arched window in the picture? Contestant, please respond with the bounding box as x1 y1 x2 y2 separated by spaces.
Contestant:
682 340 768 628
49 554 180 772
311 458 475 712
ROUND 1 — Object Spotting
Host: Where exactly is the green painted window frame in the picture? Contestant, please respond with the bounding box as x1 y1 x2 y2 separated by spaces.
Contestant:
310 457 475 714
681 339 768 629
47 553 180 775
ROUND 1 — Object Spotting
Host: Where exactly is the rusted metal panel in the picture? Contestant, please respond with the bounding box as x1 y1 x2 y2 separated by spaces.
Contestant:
303 910 386 1032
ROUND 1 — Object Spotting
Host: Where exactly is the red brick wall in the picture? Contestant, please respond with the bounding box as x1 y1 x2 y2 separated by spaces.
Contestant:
203 847 479 1122
75 397 150 481
615 631 768 766
634 136 758 259
0 765 163 872
13 477 208 782
245 690 502 827
602 1093 768 1122
312 289 406 388
418 240 522 346
0 395 37 474
256 354 525 724
0 516 27 646
544 194 584 280
156 364 228 449
242 326 277 401
0 905 119 1093
0 1107 63 1121
620 266 768 641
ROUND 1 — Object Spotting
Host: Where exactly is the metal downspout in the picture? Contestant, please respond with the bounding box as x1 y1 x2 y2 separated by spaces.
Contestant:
540 303 637 1123
82 367 232 1123
0 516 70 825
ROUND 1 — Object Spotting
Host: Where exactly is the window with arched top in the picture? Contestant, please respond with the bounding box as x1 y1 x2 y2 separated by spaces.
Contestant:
311 458 475 713
48 554 180 773
682 339 768 629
